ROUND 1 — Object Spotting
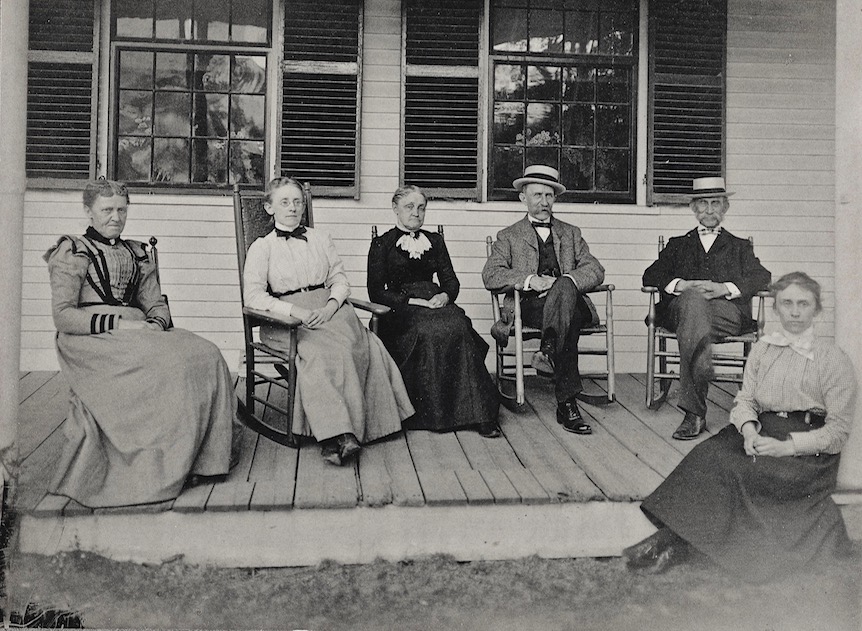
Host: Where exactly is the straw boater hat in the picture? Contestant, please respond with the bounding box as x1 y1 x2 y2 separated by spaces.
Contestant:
689 176 734 199
512 165 566 195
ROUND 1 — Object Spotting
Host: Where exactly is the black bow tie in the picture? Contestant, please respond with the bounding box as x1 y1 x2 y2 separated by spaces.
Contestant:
698 227 721 235
276 226 307 241
531 221 552 229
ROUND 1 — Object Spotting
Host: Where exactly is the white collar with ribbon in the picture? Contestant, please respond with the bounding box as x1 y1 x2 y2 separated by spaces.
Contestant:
396 229 432 260
761 326 816 361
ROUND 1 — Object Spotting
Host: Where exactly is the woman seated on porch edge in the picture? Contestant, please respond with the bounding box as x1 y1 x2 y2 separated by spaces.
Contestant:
44 179 241 509
243 176 414 466
367 185 500 438
624 271 857 582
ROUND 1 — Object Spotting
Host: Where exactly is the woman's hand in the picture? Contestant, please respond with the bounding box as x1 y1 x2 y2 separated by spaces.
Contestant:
740 421 759 456
117 318 161 331
427 293 449 309
751 436 795 458
301 300 339 329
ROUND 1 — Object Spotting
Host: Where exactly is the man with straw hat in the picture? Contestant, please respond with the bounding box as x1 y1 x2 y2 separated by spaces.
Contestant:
483 165 605 435
643 177 771 440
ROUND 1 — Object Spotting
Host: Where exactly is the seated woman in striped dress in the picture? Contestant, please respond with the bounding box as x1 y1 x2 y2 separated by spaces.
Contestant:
44 180 238 508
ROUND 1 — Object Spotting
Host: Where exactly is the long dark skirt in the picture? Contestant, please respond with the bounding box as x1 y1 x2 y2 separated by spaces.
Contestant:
641 413 850 582
379 302 499 432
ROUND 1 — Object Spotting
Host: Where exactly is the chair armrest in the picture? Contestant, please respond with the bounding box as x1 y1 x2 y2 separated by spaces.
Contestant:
586 283 615 294
641 286 659 293
348 298 391 316
243 306 301 328
756 290 770 298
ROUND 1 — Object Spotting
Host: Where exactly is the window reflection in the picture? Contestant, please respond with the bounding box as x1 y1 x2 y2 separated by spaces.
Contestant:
490 0 636 200
115 49 266 185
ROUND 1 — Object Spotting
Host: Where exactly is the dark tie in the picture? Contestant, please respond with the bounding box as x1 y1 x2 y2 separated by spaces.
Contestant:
276 226 307 241
531 221 552 229
698 227 721 235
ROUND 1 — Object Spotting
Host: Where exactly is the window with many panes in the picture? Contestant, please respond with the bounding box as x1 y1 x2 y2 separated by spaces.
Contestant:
489 0 637 202
111 0 270 186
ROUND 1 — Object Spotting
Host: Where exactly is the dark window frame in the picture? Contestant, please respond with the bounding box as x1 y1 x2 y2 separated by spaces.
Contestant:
107 0 272 190
488 0 639 204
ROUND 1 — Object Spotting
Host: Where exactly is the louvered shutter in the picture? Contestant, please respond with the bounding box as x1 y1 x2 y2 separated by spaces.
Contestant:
403 0 481 200
648 0 726 203
27 0 99 183
280 0 361 197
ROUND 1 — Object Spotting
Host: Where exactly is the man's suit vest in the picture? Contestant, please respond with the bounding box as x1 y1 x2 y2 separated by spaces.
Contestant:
537 232 561 277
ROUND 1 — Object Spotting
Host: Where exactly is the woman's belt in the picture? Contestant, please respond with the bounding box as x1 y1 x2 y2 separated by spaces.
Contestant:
270 283 325 298
760 410 826 429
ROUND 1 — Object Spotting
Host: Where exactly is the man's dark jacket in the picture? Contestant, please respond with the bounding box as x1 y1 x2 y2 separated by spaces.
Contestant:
642 228 771 326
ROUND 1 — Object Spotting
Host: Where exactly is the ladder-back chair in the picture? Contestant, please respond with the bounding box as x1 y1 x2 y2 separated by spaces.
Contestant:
232 183 390 447
643 235 769 410
144 236 173 328
485 236 616 409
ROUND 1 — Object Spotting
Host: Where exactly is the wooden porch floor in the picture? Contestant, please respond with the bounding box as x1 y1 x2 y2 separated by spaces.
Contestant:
15 371 862 566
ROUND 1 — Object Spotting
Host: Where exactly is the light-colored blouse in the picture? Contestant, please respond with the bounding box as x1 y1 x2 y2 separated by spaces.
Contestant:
243 228 350 319
730 335 857 456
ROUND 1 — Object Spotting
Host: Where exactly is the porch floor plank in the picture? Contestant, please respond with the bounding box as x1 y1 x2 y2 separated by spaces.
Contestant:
173 483 214 513
580 380 685 479
357 440 395 507
528 379 663 501
472 468 519 504
454 469 495 505
456 427 523 470
293 443 359 509
613 375 704 455
17 372 69 460
498 405 604 502
248 437 298 510
379 434 425 507
18 371 57 403
415 469 467 506
501 467 552 504
18 425 68 514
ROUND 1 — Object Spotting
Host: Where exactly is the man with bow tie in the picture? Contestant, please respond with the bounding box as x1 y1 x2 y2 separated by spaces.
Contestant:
483 165 605 435
643 177 771 440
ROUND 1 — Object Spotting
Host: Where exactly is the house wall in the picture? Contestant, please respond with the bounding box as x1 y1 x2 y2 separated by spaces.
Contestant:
20 0 837 373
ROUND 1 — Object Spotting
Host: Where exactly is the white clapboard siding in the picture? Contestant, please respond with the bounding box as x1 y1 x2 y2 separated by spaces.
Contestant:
19 0 837 373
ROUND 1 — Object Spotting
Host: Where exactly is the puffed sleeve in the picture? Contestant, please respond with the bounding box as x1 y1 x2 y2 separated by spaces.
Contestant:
44 237 120 335
128 241 171 330
730 340 766 433
789 346 857 456
243 237 296 318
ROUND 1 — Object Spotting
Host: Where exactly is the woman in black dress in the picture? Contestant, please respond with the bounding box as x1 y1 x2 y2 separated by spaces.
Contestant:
367 185 500 437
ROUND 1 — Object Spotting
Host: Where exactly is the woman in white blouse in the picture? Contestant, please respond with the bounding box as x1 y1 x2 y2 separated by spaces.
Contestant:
243 177 414 465
624 272 857 581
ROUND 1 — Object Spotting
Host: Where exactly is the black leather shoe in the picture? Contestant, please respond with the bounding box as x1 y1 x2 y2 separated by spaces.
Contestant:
623 528 674 569
338 433 362 461
557 400 592 434
531 350 555 376
321 441 342 466
673 411 706 440
477 422 502 438
641 540 689 574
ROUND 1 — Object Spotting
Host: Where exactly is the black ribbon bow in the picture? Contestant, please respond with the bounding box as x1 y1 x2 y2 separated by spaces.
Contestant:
531 221 552 229
276 225 308 241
